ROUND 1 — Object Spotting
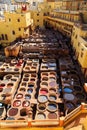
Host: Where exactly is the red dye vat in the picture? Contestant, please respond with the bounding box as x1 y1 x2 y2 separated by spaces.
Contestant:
40 90 48 95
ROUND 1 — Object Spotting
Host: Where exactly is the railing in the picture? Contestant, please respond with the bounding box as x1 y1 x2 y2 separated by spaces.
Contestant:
64 103 87 126
64 105 81 122
0 119 59 128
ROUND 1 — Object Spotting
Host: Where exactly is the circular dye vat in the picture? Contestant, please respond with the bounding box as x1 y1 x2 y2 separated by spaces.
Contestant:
14 74 19 78
11 78 17 82
74 86 82 91
5 75 12 80
20 108 27 116
21 82 26 86
36 113 46 120
38 95 48 103
41 72 48 77
23 78 29 82
66 102 75 109
64 93 75 101
25 94 31 100
48 112 57 119
22 101 30 107
49 81 56 87
42 77 48 81
0 68 5 71
41 82 48 87
19 88 26 92
40 89 48 95
64 87 73 93
16 93 23 99
28 84 34 88
31 74 36 78
8 108 18 116
13 100 21 107
30 78 35 81
76 100 81 107
14 68 19 71
76 93 85 100
7 83 13 88
0 83 5 88
27 88 33 94
38 104 46 112
47 103 57 112
24 74 29 77
25 67 30 70
49 88 56 93
49 95 57 101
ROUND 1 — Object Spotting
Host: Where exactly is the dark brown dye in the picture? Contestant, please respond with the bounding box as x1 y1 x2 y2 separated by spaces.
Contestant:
20 108 27 116
0 88 3 92
21 82 26 86
33 63 37 66
76 93 85 100
48 112 57 119
23 78 29 82
20 88 26 92
6 75 12 79
41 82 48 87
42 66 48 69
38 104 46 111
30 78 35 81
31 66 36 69
31 74 36 78
14 68 19 71
7 83 13 87
18 118 25 120
42 77 48 81
8 108 18 116
0 68 5 71
14 74 19 78
11 78 17 81
74 86 82 91
42 73 48 76
24 74 29 77
49 88 56 93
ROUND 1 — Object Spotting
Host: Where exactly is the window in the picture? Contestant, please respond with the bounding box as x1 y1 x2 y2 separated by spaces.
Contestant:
5 34 8 40
9 18 11 22
33 2 36 6
37 20 39 22
17 19 20 22
78 42 80 46
1 34 4 40
12 30 15 35
19 28 21 31
81 52 83 58
75 35 77 39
